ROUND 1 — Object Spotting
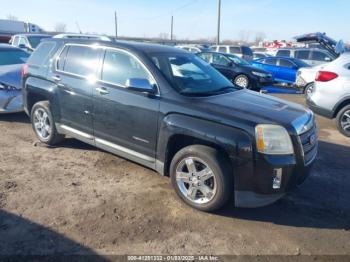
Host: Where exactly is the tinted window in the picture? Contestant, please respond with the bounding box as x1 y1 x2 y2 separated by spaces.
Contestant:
212 54 231 66
254 53 264 59
62 45 100 77
264 58 277 65
0 49 30 65
241 46 253 56
28 42 56 66
277 50 291 57
210 46 217 51
197 53 212 63
229 46 241 54
27 36 51 49
218 46 226 53
279 59 295 68
295 50 310 60
311 51 331 62
12 36 19 46
57 46 69 70
102 49 152 86
18 37 27 46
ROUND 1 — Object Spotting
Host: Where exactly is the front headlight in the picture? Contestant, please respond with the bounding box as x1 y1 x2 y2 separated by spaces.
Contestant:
255 124 294 155
252 71 270 78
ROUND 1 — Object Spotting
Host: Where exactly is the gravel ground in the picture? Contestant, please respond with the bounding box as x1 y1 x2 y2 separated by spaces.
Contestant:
0 94 349 257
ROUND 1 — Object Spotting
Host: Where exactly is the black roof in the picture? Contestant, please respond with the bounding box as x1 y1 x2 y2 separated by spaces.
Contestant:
43 38 187 55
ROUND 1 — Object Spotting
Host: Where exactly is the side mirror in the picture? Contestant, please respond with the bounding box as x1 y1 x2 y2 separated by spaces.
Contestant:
228 61 234 67
125 78 155 93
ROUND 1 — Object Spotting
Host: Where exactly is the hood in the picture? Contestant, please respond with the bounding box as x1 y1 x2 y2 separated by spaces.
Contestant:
193 90 311 135
294 32 345 57
0 64 23 89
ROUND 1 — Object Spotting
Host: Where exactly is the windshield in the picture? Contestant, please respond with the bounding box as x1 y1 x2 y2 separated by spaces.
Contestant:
226 54 250 65
150 53 238 96
27 36 51 48
0 49 30 65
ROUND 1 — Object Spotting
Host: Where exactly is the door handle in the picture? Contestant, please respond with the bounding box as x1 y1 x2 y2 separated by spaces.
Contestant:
96 87 109 95
52 75 61 82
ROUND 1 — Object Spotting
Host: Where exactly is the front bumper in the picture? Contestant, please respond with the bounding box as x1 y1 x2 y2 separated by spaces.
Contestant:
0 90 23 114
234 126 317 208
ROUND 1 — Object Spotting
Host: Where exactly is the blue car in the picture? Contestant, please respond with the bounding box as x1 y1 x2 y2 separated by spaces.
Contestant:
251 57 310 84
0 44 30 113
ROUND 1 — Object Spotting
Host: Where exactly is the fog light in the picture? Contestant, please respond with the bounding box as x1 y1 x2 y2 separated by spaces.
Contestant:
272 168 283 189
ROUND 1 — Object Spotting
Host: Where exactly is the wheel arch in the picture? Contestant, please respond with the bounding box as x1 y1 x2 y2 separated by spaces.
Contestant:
333 97 350 118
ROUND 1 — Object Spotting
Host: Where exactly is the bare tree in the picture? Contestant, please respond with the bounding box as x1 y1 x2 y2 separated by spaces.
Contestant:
238 30 252 44
254 31 266 44
158 32 169 40
6 14 18 21
54 23 67 33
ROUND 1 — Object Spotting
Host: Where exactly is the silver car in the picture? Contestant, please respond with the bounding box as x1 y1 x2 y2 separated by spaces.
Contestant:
0 45 29 114
307 53 350 137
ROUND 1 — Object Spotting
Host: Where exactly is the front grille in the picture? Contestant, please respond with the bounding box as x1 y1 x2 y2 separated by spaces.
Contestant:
299 125 318 165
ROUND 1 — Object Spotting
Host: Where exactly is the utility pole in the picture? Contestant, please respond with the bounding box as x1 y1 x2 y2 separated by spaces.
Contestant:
114 11 118 39
217 0 221 45
171 15 174 41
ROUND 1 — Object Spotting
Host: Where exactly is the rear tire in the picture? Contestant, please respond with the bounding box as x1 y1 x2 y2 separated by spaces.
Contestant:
170 145 232 212
31 101 65 145
304 83 314 98
336 105 350 137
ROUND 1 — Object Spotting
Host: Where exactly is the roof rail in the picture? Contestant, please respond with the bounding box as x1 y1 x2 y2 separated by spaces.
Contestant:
53 34 113 42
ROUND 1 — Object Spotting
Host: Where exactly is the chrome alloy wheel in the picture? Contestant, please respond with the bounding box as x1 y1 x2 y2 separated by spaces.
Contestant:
33 108 52 140
234 75 249 88
340 110 350 132
175 157 217 204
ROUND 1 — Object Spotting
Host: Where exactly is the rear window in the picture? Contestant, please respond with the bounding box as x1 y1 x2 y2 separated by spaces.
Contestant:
295 50 310 60
229 46 241 54
277 50 291 57
27 42 56 66
0 49 30 65
59 45 100 77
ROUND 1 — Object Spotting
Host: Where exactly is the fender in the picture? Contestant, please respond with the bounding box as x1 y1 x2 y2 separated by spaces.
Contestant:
156 113 254 177
332 95 350 117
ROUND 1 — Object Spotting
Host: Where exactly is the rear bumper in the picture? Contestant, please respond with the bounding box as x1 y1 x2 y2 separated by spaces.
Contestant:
306 98 334 119
0 90 23 114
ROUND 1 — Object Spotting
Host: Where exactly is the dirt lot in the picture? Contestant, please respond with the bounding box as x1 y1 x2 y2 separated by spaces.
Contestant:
0 94 349 257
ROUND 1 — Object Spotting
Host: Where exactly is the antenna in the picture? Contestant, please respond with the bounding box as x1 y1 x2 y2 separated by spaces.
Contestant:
76 21 82 34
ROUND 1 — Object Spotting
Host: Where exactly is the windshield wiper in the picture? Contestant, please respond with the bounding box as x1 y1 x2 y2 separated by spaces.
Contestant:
179 86 237 97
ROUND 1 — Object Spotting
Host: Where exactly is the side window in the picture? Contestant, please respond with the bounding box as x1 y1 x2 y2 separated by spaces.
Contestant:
198 53 212 63
57 46 69 70
279 59 294 68
229 46 241 54
62 45 100 77
264 59 277 65
277 50 291 57
12 36 19 46
311 51 331 62
18 37 27 46
102 49 152 86
28 42 56 66
295 50 310 60
210 46 217 51
218 46 226 53
212 54 230 66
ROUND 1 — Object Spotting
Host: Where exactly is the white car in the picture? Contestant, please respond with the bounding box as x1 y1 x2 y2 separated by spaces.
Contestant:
296 64 325 96
306 53 350 137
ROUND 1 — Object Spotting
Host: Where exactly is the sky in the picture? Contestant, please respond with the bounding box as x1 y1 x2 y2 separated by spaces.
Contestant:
1 0 349 42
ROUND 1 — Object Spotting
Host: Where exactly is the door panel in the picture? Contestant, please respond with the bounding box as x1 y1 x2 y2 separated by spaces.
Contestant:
93 48 160 160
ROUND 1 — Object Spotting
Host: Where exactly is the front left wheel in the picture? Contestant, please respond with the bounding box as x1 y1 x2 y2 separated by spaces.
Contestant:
170 145 232 212
31 101 65 145
234 74 250 89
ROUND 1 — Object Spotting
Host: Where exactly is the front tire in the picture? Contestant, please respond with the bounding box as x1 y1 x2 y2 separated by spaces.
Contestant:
170 145 232 212
336 105 350 137
31 101 65 145
234 74 250 89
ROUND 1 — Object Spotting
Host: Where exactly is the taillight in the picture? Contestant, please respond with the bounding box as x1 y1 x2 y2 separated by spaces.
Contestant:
21 64 28 78
315 71 338 82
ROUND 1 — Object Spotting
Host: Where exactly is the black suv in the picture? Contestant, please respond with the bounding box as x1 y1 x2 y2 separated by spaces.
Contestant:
23 39 318 212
